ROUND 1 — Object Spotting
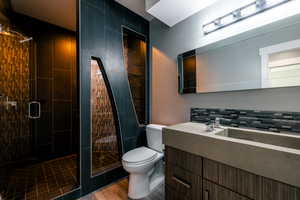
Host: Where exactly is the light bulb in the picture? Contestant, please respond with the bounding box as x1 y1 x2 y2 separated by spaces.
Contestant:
221 15 235 25
266 0 284 5
241 4 257 16
203 23 216 34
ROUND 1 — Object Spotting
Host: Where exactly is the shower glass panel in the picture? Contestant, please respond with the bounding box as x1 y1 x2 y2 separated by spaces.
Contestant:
0 24 31 166
0 22 79 200
91 59 121 176
122 28 147 125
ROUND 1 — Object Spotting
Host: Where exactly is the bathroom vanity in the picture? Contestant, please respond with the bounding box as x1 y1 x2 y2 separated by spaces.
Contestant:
163 122 300 200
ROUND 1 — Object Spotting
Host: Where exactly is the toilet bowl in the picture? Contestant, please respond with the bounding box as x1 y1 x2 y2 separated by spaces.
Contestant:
122 124 166 199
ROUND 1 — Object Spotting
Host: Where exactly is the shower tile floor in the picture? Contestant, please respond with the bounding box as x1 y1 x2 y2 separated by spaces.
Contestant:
0 155 78 200
0 152 121 200
92 151 121 176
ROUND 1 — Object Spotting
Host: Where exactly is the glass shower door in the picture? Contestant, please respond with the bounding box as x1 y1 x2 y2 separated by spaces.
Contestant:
0 26 35 200
0 28 33 166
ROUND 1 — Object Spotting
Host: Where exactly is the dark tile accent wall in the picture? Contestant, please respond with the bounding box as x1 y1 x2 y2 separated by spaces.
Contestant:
191 108 300 133
80 0 149 196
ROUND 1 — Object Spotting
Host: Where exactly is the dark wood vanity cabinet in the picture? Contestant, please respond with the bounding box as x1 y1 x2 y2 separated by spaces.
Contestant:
165 146 300 200
165 146 202 200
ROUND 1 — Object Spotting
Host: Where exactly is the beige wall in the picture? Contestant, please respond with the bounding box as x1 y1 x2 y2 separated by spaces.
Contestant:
151 47 187 125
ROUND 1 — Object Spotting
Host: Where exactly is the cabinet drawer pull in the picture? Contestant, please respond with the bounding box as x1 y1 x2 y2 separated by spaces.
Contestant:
172 176 191 189
204 189 209 200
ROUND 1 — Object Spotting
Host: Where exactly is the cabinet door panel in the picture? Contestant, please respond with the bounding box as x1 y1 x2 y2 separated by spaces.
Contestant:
236 169 261 200
203 158 218 183
203 158 261 200
218 163 238 191
203 179 250 200
262 178 300 200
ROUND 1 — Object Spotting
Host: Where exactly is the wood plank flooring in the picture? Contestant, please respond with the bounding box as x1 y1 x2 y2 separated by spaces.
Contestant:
79 178 165 200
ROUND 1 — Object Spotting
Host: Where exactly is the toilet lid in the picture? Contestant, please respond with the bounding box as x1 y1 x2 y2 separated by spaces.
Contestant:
122 147 157 164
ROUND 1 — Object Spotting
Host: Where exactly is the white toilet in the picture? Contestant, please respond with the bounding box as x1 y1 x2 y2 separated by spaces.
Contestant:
122 124 166 199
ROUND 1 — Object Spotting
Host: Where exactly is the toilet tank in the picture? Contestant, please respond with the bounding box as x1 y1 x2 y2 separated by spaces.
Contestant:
146 124 166 152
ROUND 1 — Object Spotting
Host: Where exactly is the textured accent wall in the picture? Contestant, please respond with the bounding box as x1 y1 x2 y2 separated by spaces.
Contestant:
0 23 31 165
80 0 149 193
191 108 300 133
91 61 119 152
91 60 120 175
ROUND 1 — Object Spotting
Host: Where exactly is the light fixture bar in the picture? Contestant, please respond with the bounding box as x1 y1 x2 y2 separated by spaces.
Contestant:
203 0 292 35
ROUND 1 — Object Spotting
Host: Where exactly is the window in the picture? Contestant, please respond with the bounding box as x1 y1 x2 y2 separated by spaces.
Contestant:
260 38 300 88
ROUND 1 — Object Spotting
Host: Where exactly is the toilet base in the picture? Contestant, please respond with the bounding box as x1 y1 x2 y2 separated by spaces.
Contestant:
128 160 164 199
128 174 164 199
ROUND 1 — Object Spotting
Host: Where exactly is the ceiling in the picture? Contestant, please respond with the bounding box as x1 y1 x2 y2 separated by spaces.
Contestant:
146 0 218 26
9 0 217 31
115 0 153 21
117 0 218 27
10 0 76 31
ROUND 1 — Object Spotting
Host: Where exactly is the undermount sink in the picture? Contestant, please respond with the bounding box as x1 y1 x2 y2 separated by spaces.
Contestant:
215 127 300 150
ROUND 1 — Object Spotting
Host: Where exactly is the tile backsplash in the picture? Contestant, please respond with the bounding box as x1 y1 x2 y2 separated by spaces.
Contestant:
191 108 300 133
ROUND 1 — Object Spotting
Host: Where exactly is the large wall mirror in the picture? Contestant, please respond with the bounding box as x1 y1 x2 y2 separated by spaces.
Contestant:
178 14 300 94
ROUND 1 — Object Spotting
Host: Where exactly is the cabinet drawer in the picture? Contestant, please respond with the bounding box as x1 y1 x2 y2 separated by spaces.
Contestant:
166 164 202 200
165 146 202 176
203 158 261 200
203 179 250 200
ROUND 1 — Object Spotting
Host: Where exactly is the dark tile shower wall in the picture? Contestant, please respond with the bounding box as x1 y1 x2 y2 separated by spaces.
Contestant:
80 0 149 194
10 14 78 160
191 108 300 133
0 22 32 165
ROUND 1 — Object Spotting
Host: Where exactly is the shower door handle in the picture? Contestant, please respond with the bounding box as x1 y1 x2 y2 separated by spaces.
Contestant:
28 101 41 119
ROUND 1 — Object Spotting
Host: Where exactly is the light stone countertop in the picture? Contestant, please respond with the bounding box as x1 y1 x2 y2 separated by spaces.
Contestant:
163 122 300 188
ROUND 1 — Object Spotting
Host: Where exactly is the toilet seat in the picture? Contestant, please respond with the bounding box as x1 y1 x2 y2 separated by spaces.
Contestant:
122 147 157 165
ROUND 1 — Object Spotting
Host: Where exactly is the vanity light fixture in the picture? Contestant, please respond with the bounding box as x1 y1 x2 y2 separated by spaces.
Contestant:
203 0 292 35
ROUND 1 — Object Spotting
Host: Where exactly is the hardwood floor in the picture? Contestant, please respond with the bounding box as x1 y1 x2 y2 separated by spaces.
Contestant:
79 178 165 200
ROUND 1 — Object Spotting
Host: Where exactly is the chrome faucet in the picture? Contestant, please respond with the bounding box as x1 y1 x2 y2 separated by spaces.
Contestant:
206 120 216 132
206 118 222 132
206 123 215 132
0 96 17 110
215 117 221 128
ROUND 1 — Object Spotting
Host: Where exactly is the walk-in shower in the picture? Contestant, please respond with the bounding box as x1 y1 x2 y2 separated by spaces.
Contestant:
0 20 79 200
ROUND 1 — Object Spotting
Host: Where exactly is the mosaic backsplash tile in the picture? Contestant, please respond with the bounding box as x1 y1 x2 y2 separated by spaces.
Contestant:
191 108 300 133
